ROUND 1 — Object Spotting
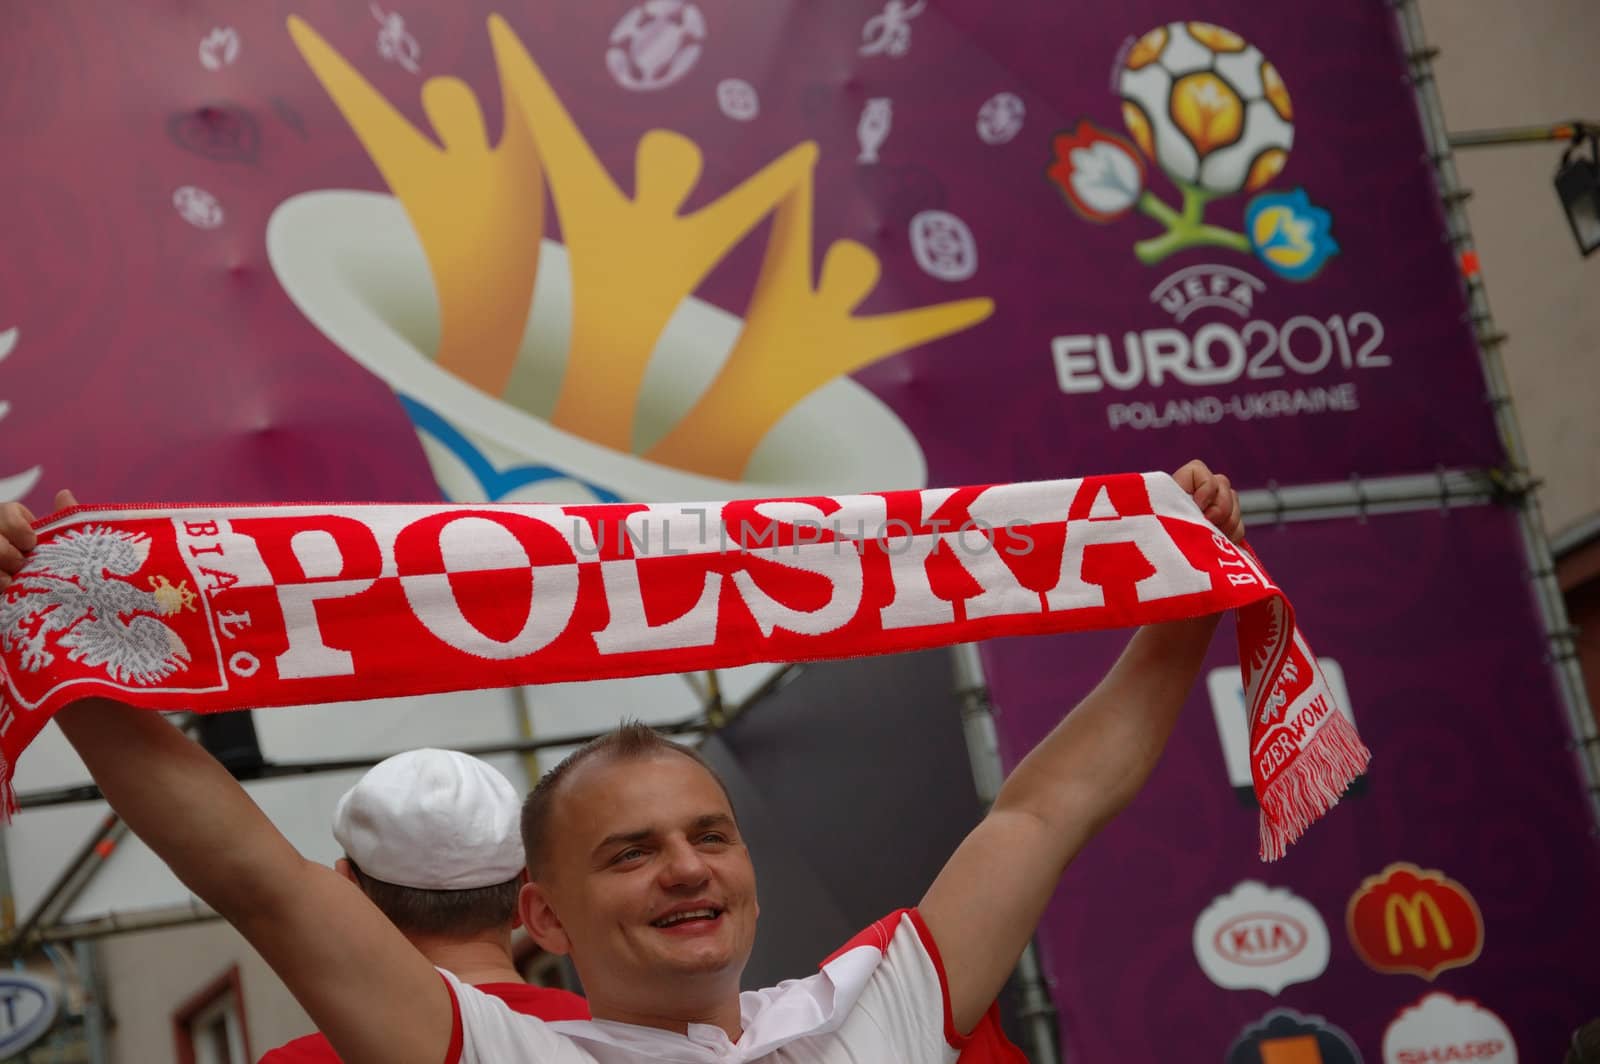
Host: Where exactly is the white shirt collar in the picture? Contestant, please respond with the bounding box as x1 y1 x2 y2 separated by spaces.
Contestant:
545 940 885 1062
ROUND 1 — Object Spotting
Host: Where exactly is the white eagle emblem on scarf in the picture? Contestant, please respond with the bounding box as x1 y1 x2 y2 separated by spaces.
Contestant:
0 526 196 685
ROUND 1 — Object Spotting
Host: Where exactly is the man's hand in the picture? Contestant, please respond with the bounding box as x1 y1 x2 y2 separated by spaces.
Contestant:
0 489 77 592
1173 459 1244 544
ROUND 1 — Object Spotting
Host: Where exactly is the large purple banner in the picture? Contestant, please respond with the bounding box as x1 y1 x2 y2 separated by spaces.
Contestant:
1 5 1562 1061
2 0 1498 519
983 504 1600 1063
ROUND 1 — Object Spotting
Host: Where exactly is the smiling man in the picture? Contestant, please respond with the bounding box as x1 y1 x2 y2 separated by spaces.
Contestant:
517 728 759 1033
1 460 1242 1064
494 724 1021 1062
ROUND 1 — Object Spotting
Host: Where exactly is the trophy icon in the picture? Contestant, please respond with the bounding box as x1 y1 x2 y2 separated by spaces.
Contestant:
857 98 892 164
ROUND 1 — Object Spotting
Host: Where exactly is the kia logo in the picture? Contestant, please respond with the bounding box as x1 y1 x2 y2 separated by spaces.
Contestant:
1214 912 1308 966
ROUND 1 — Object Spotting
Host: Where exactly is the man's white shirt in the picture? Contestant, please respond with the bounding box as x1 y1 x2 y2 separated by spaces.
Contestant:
442 910 966 1064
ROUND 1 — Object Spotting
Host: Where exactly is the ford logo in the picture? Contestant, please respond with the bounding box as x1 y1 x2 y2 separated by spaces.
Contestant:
0 971 60 1056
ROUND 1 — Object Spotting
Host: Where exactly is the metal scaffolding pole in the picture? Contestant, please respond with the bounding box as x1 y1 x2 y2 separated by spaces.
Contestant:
36 900 222 944
0 824 14 940
5 813 126 958
1237 469 1494 525
951 642 1061 1064
1393 0 1600 835
74 939 110 1064
1449 120 1597 151
13 717 711 811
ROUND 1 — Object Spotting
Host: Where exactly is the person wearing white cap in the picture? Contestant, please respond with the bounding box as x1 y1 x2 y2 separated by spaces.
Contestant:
259 749 588 1062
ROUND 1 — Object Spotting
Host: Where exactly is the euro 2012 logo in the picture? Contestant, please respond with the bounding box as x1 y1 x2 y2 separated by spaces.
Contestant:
1048 22 1338 281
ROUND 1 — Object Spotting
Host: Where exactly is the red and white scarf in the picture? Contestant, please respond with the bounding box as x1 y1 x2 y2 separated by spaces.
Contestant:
0 473 1368 859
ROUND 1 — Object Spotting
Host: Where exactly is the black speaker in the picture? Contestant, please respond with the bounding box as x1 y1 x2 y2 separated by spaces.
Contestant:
193 710 266 778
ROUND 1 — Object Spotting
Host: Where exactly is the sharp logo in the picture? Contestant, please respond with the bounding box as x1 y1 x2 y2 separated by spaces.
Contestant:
1382 992 1517 1064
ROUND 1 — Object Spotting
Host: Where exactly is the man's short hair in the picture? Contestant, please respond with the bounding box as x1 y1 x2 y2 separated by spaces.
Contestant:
1568 1019 1600 1064
520 722 735 880
346 861 521 937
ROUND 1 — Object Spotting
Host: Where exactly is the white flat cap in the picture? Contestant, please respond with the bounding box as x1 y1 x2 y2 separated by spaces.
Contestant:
332 748 525 891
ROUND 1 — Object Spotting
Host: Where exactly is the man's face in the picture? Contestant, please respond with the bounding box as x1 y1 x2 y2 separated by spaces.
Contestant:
526 752 759 1009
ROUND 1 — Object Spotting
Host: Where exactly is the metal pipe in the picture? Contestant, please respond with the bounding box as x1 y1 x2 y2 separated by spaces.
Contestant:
1394 0 1600 834
1449 121 1595 149
950 643 1061 1064
1551 513 1600 560
74 939 109 1064
39 821 132 934
35 900 221 943
1238 469 1494 525
720 664 805 728
5 812 122 957
0 823 14 939
514 686 545 794
40 941 77 1056
704 669 727 728
952 644 1004 804
15 717 713 810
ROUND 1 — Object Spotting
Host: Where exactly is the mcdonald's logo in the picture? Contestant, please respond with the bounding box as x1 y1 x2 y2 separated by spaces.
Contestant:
1383 893 1451 955
1346 863 1483 979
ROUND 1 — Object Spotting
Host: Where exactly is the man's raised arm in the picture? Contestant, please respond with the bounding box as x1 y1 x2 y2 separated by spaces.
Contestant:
919 460 1242 1035
2 494 456 1064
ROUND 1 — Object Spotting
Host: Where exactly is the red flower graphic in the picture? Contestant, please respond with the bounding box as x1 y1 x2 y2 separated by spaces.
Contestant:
1047 120 1146 222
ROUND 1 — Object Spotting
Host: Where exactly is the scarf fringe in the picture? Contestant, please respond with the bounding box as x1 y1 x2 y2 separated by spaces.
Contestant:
1 760 15 825
1258 710 1371 862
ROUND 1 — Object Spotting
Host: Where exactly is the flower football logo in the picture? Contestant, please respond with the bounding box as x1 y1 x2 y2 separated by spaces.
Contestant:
1048 21 1338 281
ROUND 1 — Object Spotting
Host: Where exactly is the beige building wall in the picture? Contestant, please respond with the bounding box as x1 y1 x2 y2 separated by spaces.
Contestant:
1419 0 1600 539
95 920 312 1062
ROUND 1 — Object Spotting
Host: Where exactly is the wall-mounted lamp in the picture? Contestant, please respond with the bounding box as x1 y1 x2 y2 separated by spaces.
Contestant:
1556 129 1600 257
1450 120 1600 257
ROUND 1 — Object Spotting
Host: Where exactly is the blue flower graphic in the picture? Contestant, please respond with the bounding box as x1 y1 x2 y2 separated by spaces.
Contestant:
1245 189 1339 282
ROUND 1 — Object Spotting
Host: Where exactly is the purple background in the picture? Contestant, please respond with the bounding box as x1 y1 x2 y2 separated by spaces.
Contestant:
0 6 441 507
982 504 1600 1063
0 0 1501 516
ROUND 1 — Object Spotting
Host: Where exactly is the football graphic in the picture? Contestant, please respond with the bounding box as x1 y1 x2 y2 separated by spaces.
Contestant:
1118 22 1294 197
